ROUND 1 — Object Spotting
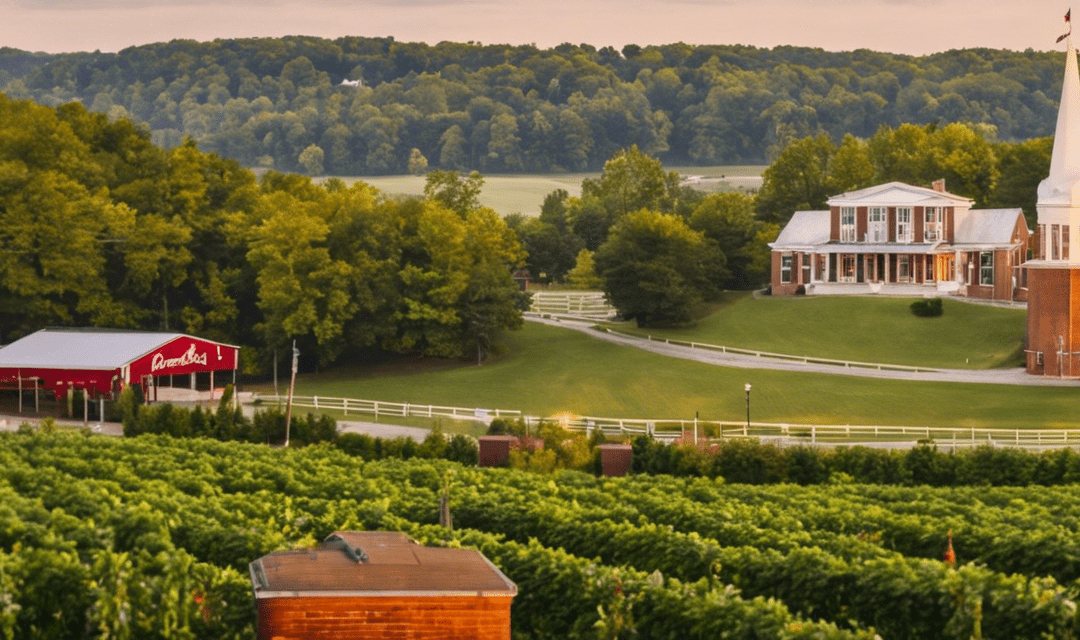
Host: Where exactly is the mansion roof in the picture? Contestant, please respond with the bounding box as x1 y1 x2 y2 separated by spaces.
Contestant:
770 182 1027 254
772 210 829 249
953 208 1025 246
827 181 973 208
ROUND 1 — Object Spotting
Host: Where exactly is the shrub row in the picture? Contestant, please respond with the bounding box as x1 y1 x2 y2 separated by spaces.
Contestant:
117 385 478 465
632 436 1080 486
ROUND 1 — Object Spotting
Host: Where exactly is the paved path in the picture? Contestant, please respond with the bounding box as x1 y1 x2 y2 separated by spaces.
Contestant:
0 413 431 442
528 316 1079 387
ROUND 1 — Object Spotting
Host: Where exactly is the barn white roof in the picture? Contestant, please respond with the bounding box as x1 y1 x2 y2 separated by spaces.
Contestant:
0 328 227 370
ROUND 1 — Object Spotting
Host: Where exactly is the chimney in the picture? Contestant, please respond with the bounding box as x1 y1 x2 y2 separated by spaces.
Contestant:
931 179 946 193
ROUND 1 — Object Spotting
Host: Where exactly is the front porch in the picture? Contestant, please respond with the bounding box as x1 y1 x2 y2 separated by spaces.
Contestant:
806 281 959 297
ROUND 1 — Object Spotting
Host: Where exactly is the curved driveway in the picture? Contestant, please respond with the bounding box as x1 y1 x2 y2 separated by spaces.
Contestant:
528 316 1079 387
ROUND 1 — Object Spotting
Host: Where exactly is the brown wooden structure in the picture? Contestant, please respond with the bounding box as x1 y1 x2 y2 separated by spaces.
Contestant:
250 531 517 640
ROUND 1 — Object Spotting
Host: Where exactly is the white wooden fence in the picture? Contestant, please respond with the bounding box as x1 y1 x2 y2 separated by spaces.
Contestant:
254 393 1080 450
601 328 947 373
528 291 615 321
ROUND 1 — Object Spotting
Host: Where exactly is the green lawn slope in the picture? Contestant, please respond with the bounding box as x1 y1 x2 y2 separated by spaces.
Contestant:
604 293 1026 369
286 322 1079 430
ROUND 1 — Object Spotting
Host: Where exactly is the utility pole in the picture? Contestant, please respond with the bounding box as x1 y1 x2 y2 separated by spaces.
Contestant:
284 341 298 447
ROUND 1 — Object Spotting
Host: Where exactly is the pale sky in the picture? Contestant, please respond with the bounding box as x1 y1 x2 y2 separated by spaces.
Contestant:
0 0 1074 56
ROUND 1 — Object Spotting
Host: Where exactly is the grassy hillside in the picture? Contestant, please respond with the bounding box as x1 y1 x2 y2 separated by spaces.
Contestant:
605 293 1026 370
282 321 1078 429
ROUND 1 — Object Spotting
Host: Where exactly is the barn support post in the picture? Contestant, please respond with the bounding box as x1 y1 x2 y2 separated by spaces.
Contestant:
210 370 215 406
83 390 88 426
17 370 22 413
34 378 39 412
99 397 104 424
232 359 238 412
190 372 196 391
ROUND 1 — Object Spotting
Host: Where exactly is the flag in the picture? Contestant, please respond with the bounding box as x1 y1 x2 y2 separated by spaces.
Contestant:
943 531 956 567
1068 9 1072 22
1060 9 1073 43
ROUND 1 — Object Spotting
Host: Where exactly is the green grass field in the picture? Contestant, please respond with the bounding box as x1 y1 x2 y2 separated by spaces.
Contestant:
325 165 766 217
280 321 1080 430
604 293 1026 370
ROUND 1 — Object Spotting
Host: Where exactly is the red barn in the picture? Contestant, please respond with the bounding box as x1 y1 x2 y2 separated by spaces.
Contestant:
249 531 517 640
0 328 238 411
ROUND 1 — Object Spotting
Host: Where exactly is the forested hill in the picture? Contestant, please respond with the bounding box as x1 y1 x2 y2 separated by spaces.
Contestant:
0 38 1063 175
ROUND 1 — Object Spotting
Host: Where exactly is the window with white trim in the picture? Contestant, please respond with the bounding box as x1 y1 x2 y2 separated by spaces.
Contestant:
840 207 856 242
1053 224 1061 260
802 254 811 283
897 255 911 282
895 207 912 243
780 255 792 283
841 255 856 282
924 207 942 242
868 207 887 242
1064 226 1070 260
980 252 994 285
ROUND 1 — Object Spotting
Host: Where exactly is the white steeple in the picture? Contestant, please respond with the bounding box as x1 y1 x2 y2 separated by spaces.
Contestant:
1037 40 1080 263
1039 41 1080 205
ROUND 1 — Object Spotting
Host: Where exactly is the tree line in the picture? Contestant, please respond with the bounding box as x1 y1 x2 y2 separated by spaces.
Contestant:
0 88 1056 353
0 37 1065 175
0 93 527 371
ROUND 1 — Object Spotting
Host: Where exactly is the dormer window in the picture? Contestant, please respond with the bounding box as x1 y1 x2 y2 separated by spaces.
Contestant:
896 208 912 243
840 207 856 242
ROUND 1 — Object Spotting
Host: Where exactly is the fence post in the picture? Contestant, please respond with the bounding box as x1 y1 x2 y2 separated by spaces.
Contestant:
314 396 319 410
343 398 348 415
374 401 379 422
811 426 816 443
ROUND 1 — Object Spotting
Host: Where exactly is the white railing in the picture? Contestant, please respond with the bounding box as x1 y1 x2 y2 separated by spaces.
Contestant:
256 394 521 422
528 291 615 320
600 328 947 374
253 393 1080 450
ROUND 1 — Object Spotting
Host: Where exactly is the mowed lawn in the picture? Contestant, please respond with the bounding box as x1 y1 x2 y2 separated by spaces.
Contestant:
288 322 1080 429
605 293 1027 370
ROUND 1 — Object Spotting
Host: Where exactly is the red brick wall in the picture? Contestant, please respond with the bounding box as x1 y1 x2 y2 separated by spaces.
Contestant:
944 208 954 243
1026 268 1080 376
770 252 801 295
913 207 924 242
257 595 513 640
478 437 515 467
829 207 840 242
856 207 867 241
599 444 633 477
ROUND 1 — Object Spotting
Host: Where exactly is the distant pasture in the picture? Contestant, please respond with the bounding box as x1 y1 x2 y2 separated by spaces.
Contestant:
321 165 765 217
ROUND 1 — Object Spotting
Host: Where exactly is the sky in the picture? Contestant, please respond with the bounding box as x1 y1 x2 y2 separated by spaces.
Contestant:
0 0 1075 57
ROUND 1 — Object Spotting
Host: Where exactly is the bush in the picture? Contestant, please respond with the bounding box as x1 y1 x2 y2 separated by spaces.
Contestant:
487 417 529 437
910 298 943 317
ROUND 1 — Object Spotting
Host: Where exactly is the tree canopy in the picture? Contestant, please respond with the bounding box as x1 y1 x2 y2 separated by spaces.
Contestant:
0 37 1064 174
0 94 526 369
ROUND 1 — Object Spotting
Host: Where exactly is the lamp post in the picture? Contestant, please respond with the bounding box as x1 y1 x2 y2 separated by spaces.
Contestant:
744 383 752 434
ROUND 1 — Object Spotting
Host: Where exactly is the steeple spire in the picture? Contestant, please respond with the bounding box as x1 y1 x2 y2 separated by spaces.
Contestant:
1039 41 1080 205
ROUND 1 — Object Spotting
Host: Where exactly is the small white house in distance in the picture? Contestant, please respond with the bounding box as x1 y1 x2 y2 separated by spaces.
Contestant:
768 180 1031 302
